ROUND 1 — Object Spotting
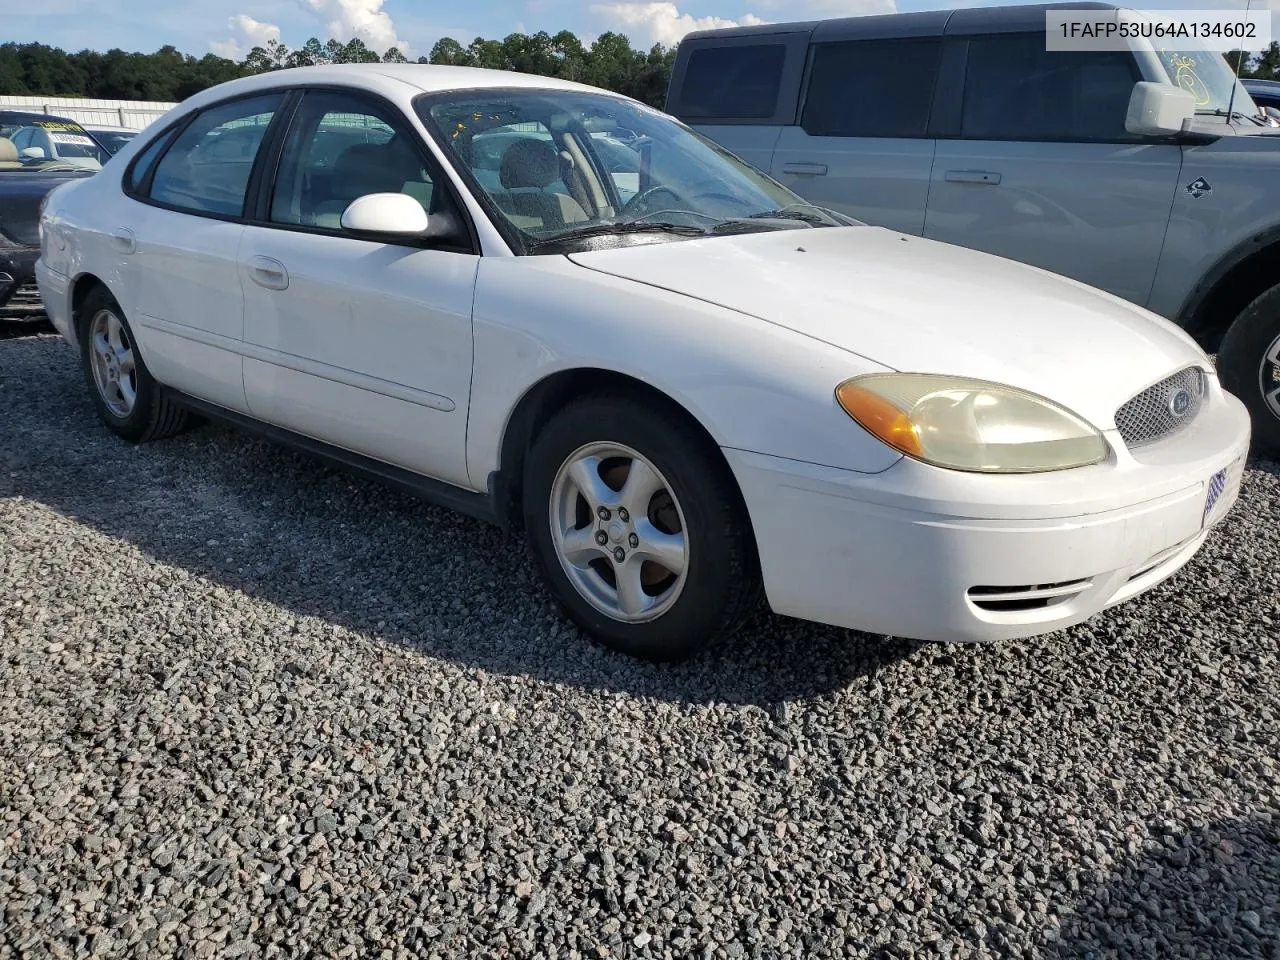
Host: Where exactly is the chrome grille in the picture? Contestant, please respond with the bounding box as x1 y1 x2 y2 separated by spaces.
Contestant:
1114 366 1205 448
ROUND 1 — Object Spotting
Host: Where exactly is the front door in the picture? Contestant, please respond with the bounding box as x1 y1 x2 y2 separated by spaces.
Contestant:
239 89 478 489
923 34 1182 306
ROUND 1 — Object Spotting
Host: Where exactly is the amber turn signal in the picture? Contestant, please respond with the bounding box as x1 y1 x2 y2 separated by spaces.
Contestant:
835 381 924 457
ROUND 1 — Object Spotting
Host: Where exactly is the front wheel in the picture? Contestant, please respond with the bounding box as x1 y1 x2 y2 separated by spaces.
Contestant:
1219 284 1280 458
523 396 760 661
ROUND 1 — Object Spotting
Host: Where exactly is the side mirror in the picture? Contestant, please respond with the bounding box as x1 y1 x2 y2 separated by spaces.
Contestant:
1125 81 1197 137
21 146 47 159
340 192 431 238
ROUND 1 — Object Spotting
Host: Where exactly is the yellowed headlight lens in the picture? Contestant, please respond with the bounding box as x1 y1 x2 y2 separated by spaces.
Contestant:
835 374 1107 473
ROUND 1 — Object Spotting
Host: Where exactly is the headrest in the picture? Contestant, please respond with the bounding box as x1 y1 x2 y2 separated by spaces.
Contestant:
500 138 558 190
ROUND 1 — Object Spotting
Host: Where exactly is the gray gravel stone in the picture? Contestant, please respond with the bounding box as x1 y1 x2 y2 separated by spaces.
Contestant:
1 332 1278 959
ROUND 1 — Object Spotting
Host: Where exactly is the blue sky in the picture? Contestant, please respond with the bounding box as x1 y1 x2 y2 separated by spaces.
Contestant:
7 0 1271 62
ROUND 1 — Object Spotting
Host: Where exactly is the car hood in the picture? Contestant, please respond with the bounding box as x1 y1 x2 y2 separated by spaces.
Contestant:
566 226 1209 430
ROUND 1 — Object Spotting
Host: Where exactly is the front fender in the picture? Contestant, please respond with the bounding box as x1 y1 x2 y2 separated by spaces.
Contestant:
465 256 903 487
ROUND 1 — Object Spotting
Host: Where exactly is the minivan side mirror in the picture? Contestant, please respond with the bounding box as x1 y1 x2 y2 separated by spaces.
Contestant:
1125 81 1197 137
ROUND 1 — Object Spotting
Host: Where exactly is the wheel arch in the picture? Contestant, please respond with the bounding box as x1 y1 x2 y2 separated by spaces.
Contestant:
489 367 757 555
69 271 109 343
1178 229 1280 352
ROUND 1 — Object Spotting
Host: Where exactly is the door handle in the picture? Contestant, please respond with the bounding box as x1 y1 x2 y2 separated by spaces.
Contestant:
780 162 828 177
110 228 135 254
944 170 1002 185
247 255 289 291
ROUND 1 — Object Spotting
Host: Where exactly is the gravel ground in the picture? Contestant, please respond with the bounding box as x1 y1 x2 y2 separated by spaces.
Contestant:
2 330 1278 960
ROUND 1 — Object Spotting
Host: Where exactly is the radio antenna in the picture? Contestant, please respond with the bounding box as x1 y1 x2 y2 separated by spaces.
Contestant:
1226 0 1252 121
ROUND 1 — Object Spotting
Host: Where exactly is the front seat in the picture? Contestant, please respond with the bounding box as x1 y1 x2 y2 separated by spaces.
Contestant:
497 139 589 231
0 138 25 169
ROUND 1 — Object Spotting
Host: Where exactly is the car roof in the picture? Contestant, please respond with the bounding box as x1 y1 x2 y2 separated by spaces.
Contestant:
680 1 1120 42
172 64 619 119
0 110 84 126
1243 78 1280 90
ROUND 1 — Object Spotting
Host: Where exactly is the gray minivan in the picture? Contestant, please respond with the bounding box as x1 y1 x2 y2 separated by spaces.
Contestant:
666 2 1280 456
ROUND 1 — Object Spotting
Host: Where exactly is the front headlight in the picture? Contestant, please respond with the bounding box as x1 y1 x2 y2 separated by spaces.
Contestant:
835 373 1108 473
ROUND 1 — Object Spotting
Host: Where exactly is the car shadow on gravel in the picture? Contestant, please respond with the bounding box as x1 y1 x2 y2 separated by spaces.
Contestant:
1043 815 1280 958
3 343 922 707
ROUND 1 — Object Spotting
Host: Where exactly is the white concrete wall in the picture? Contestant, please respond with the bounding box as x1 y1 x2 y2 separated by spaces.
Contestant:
0 95 176 130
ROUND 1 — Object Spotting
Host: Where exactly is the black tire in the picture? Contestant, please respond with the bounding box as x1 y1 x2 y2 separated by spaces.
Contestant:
77 285 190 443
1219 284 1280 458
523 395 760 661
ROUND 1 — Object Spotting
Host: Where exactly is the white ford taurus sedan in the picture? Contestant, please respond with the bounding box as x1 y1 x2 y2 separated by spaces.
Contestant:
36 65 1251 660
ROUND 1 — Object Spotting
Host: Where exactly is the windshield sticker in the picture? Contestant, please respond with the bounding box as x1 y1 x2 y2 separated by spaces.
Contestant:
49 132 94 146
1166 53 1212 106
34 120 87 132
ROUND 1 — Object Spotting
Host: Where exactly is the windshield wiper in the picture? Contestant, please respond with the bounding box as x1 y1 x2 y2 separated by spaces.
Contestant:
745 208 829 224
527 221 707 250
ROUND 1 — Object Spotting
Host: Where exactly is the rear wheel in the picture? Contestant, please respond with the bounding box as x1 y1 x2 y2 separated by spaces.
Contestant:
78 285 190 443
523 395 759 661
1219 283 1280 458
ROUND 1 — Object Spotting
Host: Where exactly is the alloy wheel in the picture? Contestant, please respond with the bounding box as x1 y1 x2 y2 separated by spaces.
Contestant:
548 442 690 623
88 308 137 418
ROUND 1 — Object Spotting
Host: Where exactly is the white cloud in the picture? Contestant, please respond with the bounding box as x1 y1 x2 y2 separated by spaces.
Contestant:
299 0 409 54
210 14 282 60
590 2 768 47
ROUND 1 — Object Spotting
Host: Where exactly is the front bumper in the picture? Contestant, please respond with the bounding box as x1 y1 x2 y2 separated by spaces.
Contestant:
0 245 40 316
726 386 1251 643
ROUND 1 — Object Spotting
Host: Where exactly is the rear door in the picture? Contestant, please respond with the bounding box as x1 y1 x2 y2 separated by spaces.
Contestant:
128 92 287 412
923 31 1182 306
770 20 947 234
666 31 809 172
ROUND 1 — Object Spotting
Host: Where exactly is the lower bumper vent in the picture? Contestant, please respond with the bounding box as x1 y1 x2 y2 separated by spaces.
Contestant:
967 577 1093 613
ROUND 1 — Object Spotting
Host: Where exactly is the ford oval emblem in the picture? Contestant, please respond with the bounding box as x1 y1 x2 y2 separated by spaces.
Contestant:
1169 388 1192 417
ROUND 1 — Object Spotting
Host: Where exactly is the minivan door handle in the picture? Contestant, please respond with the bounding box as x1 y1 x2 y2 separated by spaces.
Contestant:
110 228 135 254
247 255 289 291
780 162 829 177
944 170 1002 185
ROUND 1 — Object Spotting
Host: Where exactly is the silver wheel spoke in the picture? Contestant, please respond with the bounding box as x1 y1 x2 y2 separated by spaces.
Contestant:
558 526 606 569
106 313 124 351
117 375 137 410
634 518 686 576
567 456 614 511
614 559 653 618
92 331 112 361
619 458 663 517
1266 336 1280 367
117 348 136 378
1265 384 1280 417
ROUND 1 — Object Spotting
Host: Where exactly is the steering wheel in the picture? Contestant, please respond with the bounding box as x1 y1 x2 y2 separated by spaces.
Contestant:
622 184 757 218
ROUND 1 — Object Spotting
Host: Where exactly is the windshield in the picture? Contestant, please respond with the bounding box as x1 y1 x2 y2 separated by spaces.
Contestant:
94 131 137 155
0 115 106 170
1151 46 1258 117
418 89 853 252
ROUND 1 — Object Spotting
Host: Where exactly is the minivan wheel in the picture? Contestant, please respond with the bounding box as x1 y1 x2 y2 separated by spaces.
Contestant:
523 396 760 661
1219 284 1280 458
78 285 190 443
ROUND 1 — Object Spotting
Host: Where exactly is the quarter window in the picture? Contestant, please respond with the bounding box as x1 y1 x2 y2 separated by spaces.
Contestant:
270 91 436 230
148 94 282 216
960 34 1140 142
802 39 942 138
680 44 787 120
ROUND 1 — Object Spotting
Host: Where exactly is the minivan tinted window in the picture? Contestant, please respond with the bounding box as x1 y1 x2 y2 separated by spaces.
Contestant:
802 39 942 138
961 33 1140 142
680 44 787 120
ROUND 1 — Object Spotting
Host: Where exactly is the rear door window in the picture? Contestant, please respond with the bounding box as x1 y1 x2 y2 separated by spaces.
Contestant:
679 44 787 120
147 94 283 217
802 39 943 138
